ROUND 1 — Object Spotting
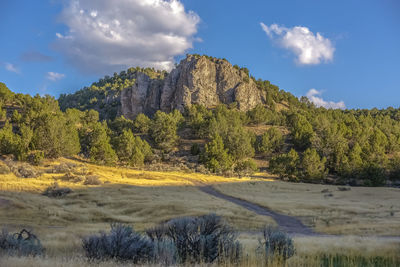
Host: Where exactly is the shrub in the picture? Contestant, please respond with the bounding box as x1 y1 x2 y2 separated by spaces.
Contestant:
234 159 258 177
49 162 77 174
82 223 154 263
59 172 84 183
360 164 386 186
84 175 102 185
201 134 233 173
0 161 10 174
133 113 151 134
190 143 200 155
147 214 241 264
257 127 284 154
42 182 72 198
259 226 295 261
0 229 44 257
10 163 41 178
27 150 44 166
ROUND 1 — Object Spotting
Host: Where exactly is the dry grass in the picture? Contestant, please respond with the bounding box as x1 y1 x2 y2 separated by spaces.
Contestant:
1 235 399 267
0 158 275 256
1 158 400 266
214 180 400 235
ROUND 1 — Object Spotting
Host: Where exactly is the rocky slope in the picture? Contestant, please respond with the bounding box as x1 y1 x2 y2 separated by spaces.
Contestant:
61 55 267 120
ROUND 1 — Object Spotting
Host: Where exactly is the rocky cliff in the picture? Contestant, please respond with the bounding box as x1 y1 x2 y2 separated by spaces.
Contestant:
120 55 265 119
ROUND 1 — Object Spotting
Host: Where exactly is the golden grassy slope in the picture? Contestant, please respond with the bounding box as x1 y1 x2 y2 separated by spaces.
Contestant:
1 158 400 265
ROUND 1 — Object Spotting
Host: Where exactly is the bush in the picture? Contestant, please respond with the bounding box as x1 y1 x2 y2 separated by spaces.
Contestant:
234 159 258 177
133 113 151 134
10 162 41 178
49 162 77 174
59 172 84 183
147 214 241 264
0 229 44 257
0 161 10 174
190 143 200 155
42 182 72 198
82 223 154 263
259 226 295 261
27 150 44 166
84 175 102 185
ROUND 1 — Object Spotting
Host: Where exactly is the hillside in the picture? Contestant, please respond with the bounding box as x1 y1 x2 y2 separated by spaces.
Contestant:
1 55 400 186
59 54 288 120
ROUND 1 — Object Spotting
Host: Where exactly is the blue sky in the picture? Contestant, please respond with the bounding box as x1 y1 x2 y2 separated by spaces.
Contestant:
0 0 399 109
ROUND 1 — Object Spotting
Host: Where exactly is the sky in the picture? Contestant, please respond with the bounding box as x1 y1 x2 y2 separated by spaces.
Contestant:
0 0 399 109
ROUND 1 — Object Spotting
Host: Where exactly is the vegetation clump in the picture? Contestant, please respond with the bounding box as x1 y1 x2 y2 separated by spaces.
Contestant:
82 223 154 263
0 229 44 257
259 226 295 262
42 182 72 198
146 214 242 264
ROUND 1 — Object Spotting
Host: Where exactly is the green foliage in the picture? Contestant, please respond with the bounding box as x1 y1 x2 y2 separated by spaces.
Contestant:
185 104 212 137
133 113 151 134
108 116 134 135
257 128 284 154
360 164 386 186
114 129 153 166
260 226 295 261
269 149 299 180
27 150 44 166
59 67 166 120
300 148 327 181
234 159 258 177
0 82 14 102
81 121 117 165
190 143 200 155
150 111 180 152
202 134 233 173
288 113 314 150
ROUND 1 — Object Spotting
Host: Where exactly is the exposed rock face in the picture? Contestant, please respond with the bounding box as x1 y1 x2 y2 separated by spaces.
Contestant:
120 55 265 119
120 72 164 119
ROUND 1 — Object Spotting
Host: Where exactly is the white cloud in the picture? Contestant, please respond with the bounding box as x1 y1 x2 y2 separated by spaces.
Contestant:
54 0 200 74
260 23 335 65
47 72 66 81
306 89 345 109
4 63 20 74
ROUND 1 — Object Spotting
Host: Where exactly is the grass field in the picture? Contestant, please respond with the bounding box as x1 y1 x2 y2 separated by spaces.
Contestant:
214 180 400 236
1 158 400 266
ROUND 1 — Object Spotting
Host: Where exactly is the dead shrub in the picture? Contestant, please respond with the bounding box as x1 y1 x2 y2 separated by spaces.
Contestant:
42 182 72 198
10 163 41 178
0 161 10 174
84 175 102 185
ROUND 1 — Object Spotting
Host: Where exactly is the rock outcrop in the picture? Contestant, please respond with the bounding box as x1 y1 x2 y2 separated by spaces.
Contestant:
120 55 265 119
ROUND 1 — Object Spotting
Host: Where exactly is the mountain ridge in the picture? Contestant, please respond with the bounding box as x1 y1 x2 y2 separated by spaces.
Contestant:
59 54 273 120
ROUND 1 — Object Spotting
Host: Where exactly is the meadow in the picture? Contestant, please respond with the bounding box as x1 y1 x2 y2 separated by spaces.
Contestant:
1 158 400 266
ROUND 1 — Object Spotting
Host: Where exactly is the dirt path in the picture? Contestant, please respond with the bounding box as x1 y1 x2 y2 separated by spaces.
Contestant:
198 185 315 235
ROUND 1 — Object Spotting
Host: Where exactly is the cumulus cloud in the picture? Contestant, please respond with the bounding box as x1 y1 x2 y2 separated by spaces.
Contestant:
260 23 334 65
54 0 200 74
4 63 20 74
20 51 53 62
306 89 345 109
47 72 65 81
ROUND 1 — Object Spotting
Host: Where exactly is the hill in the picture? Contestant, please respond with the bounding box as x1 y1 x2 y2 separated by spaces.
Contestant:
1 54 400 186
59 54 290 120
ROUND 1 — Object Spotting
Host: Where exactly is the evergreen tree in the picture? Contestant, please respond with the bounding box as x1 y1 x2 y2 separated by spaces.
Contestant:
150 111 180 152
257 127 284 154
300 148 327 180
269 149 299 180
202 134 233 173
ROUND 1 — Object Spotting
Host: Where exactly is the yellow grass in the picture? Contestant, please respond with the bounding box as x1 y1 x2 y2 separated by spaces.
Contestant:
1 158 400 266
0 158 275 256
214 180 400 235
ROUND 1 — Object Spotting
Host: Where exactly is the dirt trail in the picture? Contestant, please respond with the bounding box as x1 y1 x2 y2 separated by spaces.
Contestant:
198 185 315 236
